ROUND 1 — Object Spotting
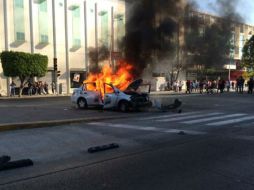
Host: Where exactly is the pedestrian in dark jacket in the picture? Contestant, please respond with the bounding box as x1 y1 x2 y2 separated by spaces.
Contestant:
186 80 191 94
247 77 254 94
238 76 245 93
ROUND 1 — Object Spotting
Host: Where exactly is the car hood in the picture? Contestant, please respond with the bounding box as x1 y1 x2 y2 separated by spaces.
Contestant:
126 79 143 91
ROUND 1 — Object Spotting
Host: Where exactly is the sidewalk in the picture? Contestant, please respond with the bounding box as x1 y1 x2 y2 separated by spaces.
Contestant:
0 94 69 100
0 90 198 99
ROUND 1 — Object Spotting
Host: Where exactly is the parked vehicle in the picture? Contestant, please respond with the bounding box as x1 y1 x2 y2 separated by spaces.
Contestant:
71 79 152 112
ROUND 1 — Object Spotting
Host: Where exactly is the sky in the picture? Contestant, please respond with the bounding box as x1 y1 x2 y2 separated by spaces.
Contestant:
194 0 254 25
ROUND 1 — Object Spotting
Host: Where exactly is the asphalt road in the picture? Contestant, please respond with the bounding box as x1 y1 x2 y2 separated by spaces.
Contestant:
1 93 254 189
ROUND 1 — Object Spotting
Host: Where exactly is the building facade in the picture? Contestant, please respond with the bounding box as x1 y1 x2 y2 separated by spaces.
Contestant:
150 9 254 84
0 0 125 95
185 10 254 80
191 11 254 65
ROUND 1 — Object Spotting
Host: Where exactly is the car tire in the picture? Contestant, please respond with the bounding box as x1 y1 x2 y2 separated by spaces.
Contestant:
119 101 129 112
77 98 87 109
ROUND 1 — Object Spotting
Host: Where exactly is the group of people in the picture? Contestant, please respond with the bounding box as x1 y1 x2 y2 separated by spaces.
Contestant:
9 81 56 96
27 81 50 96
184 76 254 94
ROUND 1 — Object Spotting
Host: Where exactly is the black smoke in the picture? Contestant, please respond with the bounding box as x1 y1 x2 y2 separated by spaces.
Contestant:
121 0 186 77
121 0 244 79
88 45 110 73
185 0 243 72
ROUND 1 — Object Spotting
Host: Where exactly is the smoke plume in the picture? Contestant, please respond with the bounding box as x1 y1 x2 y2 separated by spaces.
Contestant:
121 0 245 79
122 0 186 77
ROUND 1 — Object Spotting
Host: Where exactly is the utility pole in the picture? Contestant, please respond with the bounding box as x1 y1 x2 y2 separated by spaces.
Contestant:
110 6 115 71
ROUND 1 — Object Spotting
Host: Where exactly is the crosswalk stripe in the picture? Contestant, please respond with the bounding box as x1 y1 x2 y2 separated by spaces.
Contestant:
89 122 160 131
207 116 254 126
158 112 222 122
181 113 247 124
88 122 205 135
138 111 201 121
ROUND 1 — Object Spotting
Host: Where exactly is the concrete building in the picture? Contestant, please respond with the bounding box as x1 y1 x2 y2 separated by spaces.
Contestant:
0 0 125 96
188 11 254 79
180 10 254 82
151 9 254 86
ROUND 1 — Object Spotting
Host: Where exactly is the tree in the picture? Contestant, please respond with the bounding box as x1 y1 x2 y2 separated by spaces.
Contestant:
242 35 254 74
0 51 48 96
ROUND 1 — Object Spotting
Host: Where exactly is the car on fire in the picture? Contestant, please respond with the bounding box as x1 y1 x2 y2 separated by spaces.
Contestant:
71 79 152 112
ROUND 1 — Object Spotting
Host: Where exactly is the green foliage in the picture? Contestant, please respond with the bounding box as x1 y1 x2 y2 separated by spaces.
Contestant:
241 35 254 71
0 51 48 96
0 51 48 79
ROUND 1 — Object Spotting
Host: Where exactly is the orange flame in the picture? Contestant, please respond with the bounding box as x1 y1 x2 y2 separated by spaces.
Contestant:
84 60 134 97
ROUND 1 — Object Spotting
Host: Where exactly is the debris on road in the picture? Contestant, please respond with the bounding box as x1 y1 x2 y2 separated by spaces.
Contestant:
0 155 11 165
87 143 119 153
178 131 186 135
0 156 33 171
153 98 182 113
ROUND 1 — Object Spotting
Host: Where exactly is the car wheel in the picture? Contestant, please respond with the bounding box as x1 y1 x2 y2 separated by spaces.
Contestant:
77 98 87 109
119 101 129 112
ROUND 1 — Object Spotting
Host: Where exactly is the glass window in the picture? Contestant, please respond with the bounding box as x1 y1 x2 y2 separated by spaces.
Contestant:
14 0 23 8
39 1 47 12
40 34 48 43
116 14 125 42
100 11 109 47
205 15 210 24
38 0 48 44
73 8 80 17
16 32 25 41
73 39 81 47
13 0 25 41
199 27 205 37
234 46 239 54
72 6 81 48
240 25 244 33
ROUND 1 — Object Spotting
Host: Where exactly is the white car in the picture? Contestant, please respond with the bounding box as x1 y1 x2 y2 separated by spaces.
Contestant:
71 79 152 112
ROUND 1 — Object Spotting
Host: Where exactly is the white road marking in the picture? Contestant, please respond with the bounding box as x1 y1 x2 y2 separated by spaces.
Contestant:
181 113 247 124
88 122 205 135
207 116 254 126
158 112 222 122
138 111 201 121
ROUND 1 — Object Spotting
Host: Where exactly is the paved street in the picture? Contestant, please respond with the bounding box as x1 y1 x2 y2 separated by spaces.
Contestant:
1 93 254 189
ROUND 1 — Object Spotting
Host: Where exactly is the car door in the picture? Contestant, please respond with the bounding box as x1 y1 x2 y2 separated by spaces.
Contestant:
103 83 119 109
83 82 102 106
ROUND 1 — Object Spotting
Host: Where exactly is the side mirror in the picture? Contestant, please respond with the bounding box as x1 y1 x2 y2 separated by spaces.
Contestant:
115 89 120 94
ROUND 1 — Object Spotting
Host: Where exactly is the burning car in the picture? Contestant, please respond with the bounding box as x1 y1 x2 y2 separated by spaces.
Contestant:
71 79 152 112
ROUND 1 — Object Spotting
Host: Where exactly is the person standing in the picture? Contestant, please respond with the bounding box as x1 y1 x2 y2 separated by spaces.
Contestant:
231 81 235 90
247 77 254 94
239 76 245 93
199 80 204 94
186 80 191 94
179 81 183 92
44 82 49 94
225 80 230 92
10 81 16 97
218 79 225 93
51 82 56 94
28 81 33 96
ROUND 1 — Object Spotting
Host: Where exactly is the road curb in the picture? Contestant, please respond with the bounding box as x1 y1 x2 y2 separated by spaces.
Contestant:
0 95 70 101
0 115 132 132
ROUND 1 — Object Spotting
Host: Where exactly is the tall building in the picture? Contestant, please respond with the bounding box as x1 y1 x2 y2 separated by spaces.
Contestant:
151 9 254 83
188 11 254 77
181 10 254 82
0 0 126 95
